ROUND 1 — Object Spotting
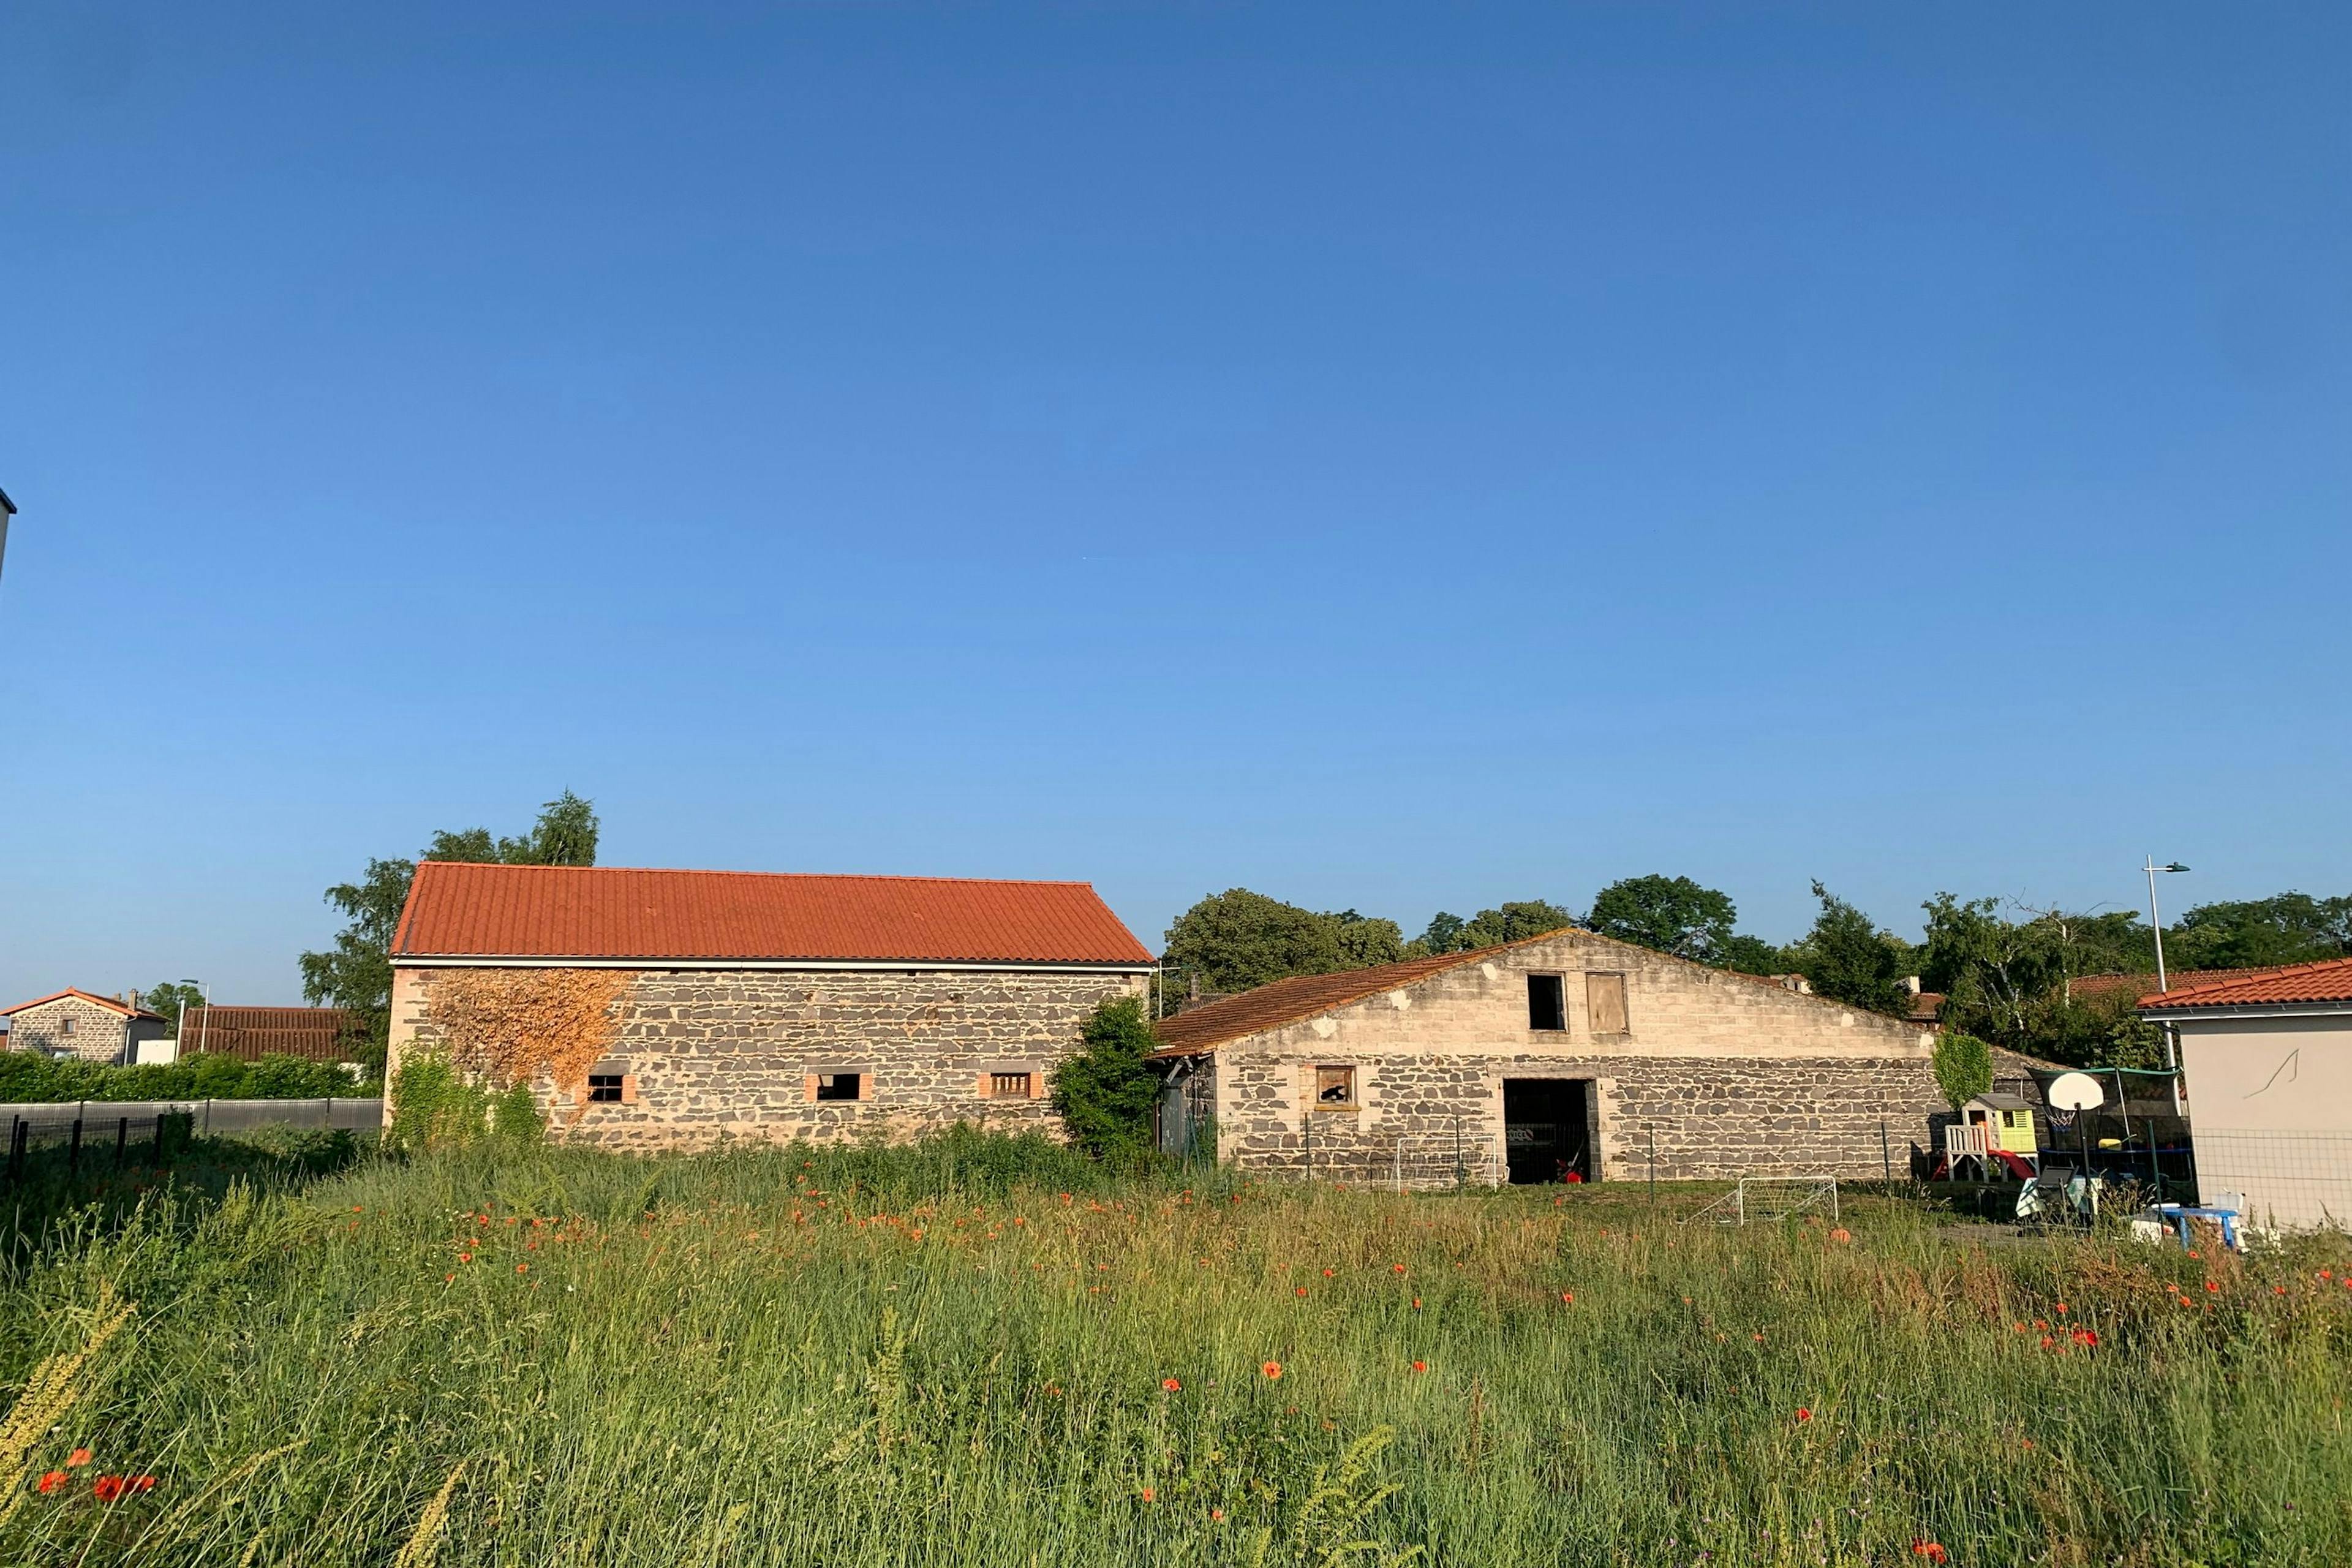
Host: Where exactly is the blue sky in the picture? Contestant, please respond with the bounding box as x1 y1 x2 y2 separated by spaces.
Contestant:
3 2 2348 1006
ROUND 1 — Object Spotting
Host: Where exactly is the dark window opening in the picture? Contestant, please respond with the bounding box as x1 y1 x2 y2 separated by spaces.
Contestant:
816 1072 862 1102
1527 974 1567 1032
58 1017 75 1036
1503 1077 1596 1185
587 1074 624 1103
989 1071 1031 1099
1314 1065 1356 1107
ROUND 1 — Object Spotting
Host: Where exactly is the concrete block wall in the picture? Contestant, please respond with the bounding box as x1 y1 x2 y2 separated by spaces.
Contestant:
1201 930 1951 1183
389 965 1147 1148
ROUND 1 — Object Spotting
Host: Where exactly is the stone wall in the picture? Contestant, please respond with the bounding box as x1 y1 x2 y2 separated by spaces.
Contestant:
2 996 158 1064
388 965 1148 1149
1193 930 1954 1184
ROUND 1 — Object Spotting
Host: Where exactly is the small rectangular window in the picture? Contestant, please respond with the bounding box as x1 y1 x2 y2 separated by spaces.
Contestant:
1586 972 1629 1035
1527 974 1566 1031
59 1017 75 1037
587 1074 624 1103
816 1072 862 1102
1314 1065 1356 1107
989 1071 1033 1099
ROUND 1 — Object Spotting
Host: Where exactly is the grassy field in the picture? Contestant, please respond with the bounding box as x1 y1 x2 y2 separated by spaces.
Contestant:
2 1130 2349 1567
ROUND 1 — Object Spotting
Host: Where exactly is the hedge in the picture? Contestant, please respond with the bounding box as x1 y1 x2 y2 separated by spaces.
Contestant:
0 1051 377 1104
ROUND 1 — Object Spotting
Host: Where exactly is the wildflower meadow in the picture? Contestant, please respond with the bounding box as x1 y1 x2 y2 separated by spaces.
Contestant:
1 1128 2347 1566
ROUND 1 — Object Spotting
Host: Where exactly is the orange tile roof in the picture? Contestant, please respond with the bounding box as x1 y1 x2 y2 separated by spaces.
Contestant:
391 862 1153 967
2139 956 2352 1010
0 987 164 1020
2071 967 2282 1003
1151 939 1554 1056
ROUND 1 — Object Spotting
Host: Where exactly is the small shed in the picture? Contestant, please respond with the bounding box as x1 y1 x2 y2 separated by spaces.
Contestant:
1963 1092 2039 1156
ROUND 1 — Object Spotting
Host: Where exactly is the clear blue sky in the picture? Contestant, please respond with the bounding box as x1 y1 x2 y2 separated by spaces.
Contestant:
4 2 2348 1007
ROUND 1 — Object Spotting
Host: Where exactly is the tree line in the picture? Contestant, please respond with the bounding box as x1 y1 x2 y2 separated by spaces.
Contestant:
1159 876 2352 1069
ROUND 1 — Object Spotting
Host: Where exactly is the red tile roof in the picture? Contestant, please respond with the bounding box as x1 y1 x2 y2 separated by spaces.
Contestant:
2139 956 2352 1010
0 987 164 1020
180 1006 356 1063
2072 967 2282 1004
1150 940 1547 1057
391 862 1154 967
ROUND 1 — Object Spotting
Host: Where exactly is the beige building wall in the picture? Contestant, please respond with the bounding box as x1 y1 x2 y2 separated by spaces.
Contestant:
2175 1013 2352 1230
1 996 167 1064
1200 930 1954 1183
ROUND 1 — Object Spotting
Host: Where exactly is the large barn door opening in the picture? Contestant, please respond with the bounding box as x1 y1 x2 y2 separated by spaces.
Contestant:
1502 1078 1594 1185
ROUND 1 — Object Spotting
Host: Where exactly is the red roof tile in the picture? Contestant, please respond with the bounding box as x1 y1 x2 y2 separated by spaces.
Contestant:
0 987 164 1020
2139 956 2352 1010
391 862 1153 967
2071 967 2283 1003
1151 940 1550 1056
181 1006 356 1063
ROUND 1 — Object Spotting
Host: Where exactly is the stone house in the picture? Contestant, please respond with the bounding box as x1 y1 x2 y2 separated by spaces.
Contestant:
1150 929 1961 1185
386 862 1155 1147
0 989 172 1065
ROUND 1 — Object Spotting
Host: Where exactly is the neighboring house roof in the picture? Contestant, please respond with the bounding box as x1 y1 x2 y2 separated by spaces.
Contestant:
2139 956 2352 1011
391 862 1155 967
179 1006 355 1061
2073 967 2283 1004
0 988 164 1021
1151 943 1533 1057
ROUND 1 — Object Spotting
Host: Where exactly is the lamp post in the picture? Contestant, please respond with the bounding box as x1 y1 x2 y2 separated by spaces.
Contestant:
2143 859 2188 1112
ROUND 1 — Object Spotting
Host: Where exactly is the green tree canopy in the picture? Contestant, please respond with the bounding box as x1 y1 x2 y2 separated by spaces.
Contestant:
1931 1031 1994 1112
1161 891 1411 995
1787 881 1910 1016
2166 894 2352 970
298 791 600 1068
141 981 206 1031
1586 875 1738 964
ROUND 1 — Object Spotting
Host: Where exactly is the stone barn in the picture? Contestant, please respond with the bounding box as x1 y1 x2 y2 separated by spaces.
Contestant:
387 862 1154 1147
0 989 171 1065
1149 928 1956 1185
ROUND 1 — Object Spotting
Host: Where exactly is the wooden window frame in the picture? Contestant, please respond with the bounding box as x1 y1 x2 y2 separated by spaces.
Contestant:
807 1068 873 1104
1311 1063 1358 1111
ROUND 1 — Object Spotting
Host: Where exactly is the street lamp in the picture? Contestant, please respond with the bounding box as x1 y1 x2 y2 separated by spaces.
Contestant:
2143 859 2189 1110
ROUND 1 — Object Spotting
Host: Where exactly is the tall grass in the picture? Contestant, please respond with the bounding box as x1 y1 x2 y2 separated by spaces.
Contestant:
0 1131 2346 1565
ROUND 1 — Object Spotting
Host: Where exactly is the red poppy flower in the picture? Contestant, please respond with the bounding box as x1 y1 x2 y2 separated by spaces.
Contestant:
1795 1408 1812 1423
1294 1287 1307 1297
92 1476 126 1502
1210 1507 1226 1521
1139 1487 1155 1502
1411 1360 1427 1374
36 1472 66 1494
2070 1329 2099 1348
130 1476 156 1493
66 1449 91 1468
2205 1281 2219 1292
1261 1361 1283 1380
1559 1292 1574 1305
1322 1268 1334 1278
1162 1378 1181 1392
1912 1543 1948 1564
1391 1264 1406 1275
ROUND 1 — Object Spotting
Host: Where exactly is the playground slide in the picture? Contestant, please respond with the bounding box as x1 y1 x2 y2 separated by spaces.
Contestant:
1990 1150 2037 1181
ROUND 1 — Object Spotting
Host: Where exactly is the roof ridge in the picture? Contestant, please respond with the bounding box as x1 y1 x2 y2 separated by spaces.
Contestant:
411 862 1096 888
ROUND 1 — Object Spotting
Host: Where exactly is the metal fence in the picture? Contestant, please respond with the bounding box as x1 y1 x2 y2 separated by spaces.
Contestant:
2 1098 382 1186
2180 1130 2352 1233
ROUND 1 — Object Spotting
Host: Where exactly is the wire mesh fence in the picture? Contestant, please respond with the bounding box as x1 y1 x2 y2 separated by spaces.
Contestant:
1 1098 383 1188
2180 1130 2352 1233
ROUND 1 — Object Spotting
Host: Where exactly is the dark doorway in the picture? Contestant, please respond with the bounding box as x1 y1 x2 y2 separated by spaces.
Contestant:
1502 1078 1593 1185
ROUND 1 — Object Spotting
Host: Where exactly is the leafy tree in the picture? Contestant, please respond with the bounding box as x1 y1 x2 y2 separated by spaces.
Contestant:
1787 882 1909 1016
1453 900 1580 951
1411 912 1468 956
1587 875 1738 964
298 792 600 1069
1931 1031 1994 1112
141 981 206 1031
2166 893 2352 970
1325 910 1405 970
1918 894 2059 1045
1163 890 1348 995
1049 996 1162 1161
1717 933 1787 976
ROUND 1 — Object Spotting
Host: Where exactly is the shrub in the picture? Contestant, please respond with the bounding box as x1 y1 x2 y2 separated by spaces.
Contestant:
0 1051 369 1104
1049 997 1162 1161
386 1053 543 1154
1932 1030 1994 1111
